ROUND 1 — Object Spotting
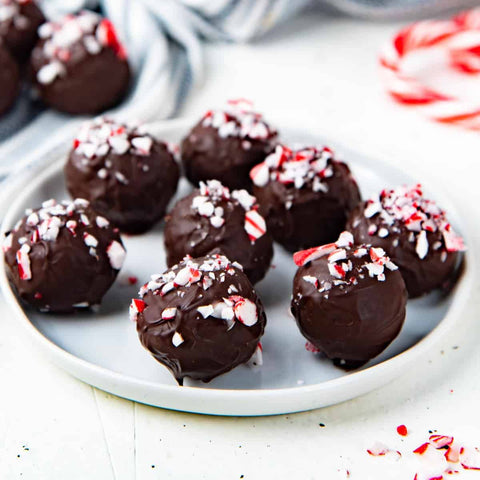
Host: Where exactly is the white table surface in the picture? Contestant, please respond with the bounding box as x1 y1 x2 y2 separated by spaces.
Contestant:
1 10 479 479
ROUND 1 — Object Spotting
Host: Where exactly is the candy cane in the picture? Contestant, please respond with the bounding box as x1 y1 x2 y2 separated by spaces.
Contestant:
380 8 480 130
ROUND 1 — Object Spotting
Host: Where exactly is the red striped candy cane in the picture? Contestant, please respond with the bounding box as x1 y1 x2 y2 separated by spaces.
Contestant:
380 8 480 130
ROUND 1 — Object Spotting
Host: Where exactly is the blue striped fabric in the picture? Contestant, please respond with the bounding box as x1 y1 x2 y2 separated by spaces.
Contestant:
0 0 478 178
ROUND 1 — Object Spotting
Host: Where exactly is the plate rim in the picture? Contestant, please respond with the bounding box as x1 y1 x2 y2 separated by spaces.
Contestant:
0 117 475 416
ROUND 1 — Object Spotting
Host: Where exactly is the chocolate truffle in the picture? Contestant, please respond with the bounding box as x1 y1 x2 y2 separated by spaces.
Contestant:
0 41 19 115
0 0 44 62
133 253 266 384
3 198 126 313
164 179 273 284
65 118 180 234
30 11 130 114
346 184 465 297
251 145 361 252
291 231 407 369
181 99 277 191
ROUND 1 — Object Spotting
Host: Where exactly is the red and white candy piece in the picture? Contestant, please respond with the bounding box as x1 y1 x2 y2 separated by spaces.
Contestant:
196 295 258 327
174 266 201 287
293 232 353 267
16 244 32 281
96 18 127 59
244 209 266 243
230 295 258 326
129 298 146 322
380 8 480 130
293 243 337 267
202 99 274 141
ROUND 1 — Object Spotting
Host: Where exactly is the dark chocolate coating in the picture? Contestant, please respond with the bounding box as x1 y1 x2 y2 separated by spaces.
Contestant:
181 124 277 191
254 161 361 252
4 201 125 313
347 203 459 297
164 190 273 284
0 1 44 62
0 43 19 115
65 136 180 234
291 250 407 369
30 19 130 114
136 255 266 383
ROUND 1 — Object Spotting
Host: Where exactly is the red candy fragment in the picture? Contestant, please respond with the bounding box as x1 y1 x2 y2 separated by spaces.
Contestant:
129 298 146 322
97 19 127 59
132 298 146 313
397 425 408 436
414 443 430 455
293 243 336 266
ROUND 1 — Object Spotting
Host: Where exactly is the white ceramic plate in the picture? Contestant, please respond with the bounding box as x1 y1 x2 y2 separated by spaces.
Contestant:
0 119 473 416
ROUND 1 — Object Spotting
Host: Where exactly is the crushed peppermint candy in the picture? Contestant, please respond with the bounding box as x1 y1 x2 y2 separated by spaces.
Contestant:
5 198 126 278
129 298 146 322
295 231 399 290
250 145 338 195
201 98 276 142
294 231 354 266
72 118 159 184
138 254 242 299
196 295 258 328
363 185 465 260
366 431 480 479
36 11 127 85
16 243 31 280
191 180 267 242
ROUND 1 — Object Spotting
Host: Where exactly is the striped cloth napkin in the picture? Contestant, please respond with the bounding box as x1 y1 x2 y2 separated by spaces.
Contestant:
0 0 478 180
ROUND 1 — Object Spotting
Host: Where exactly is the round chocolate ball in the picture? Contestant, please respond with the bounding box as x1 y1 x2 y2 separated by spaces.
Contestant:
164 179 273 284
133 253 266 384
181 99 277 191
0 0 45 62
251 145 361 252
3 198 126 313
65 118 180 234
346 184 465 298
0 41 19 115
30 11 130 115
291 231 407 369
